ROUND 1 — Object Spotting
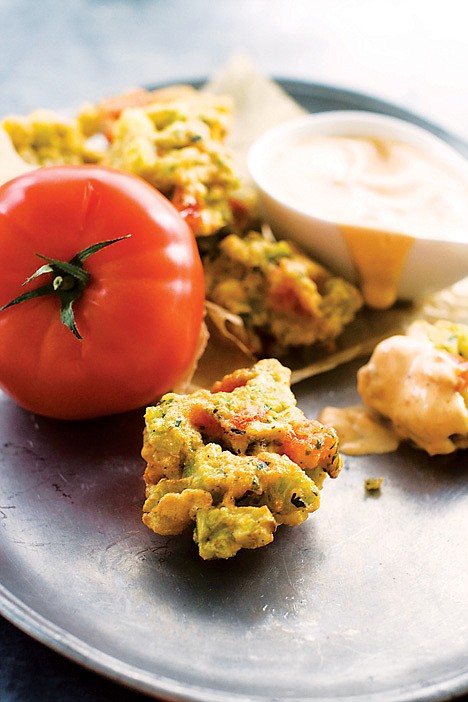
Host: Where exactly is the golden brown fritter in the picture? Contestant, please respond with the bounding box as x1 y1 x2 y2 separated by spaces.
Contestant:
102 94 241 236
2 110 99 166
142 358 341 559
203 232 363 355
3 88 247 237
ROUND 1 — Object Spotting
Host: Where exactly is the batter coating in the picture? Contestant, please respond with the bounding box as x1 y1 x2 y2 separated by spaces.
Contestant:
142 359 341 559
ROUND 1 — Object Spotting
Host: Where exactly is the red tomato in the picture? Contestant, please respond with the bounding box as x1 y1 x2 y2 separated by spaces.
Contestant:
0 165 205 420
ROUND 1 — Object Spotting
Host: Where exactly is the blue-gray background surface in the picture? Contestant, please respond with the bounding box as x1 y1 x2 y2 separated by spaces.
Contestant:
1 0 468 140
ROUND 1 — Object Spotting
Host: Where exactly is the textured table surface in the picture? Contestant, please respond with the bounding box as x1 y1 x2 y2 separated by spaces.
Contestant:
1 1 467 701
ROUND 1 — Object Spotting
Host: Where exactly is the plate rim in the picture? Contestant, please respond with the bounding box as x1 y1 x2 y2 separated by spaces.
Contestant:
2 578 468 702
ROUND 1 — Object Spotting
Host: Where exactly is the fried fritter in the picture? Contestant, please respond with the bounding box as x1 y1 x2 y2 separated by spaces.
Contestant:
358 320 468 455
2 88 246 237
203 232 363 355
142 358 341 559
2 110 99 166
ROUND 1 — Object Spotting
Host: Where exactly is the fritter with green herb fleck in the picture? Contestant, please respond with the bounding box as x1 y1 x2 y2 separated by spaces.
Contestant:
3 87 247 237
142 358 341 560
203 232 363 355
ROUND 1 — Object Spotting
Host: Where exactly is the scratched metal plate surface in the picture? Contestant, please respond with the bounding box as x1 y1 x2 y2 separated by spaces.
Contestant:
1 83 468 702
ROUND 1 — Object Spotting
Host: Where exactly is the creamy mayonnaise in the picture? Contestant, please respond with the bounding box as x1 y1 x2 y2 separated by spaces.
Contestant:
269 134 468 308
271 135 468 240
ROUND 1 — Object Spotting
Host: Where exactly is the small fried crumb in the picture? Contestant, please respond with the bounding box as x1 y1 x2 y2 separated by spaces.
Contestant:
364 477 384 492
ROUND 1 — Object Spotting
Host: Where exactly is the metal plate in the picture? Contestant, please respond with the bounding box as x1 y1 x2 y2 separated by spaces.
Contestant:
1 82 468 702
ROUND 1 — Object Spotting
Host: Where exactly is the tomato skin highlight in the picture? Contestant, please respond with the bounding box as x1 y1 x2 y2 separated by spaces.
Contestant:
0 165 205 420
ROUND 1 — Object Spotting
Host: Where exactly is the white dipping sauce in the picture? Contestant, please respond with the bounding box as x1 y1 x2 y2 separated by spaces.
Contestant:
270 135 468 241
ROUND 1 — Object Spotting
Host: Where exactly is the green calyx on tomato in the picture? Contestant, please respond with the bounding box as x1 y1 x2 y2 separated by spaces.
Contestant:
0 235 130 340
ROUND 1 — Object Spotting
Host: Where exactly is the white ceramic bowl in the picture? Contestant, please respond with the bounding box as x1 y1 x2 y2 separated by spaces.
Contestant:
248 110 468 308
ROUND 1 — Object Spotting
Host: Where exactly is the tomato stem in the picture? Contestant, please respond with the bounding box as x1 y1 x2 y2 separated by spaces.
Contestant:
0 235 130 340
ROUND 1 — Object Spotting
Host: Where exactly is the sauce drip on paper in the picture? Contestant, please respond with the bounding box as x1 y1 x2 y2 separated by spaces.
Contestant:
340 224 414 309
319 405 400 456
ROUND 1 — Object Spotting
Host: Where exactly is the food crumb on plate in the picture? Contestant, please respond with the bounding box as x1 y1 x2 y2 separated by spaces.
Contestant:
364 477 384 492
